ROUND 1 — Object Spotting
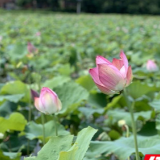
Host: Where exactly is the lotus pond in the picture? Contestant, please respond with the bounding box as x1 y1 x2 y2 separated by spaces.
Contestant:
0 11 160 160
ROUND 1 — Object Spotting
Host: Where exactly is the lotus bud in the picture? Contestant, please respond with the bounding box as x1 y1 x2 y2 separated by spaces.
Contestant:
146 60 158 72
35 32 41 37
34 87 62 114
118 120 126 127
89 51 132 95
27 42 37 53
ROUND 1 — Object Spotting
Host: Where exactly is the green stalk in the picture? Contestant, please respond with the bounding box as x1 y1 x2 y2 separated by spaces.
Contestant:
53 114 58 136
124 124 130 160
124 124 129 138
28 105 32 122
41 113 46 144
27 140 30 155
27 86 32 155
27 106 31 155
129 102 139 160
123 89 139 160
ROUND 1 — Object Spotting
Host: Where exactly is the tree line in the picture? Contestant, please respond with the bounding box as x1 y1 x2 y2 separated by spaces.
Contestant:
16 0 160 14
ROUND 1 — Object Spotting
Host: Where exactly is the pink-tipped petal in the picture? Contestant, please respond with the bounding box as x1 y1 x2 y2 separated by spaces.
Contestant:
112 58 123 70
89 68 115 94
42 92 58 114
46 88 62 111
96 84 116 94
41 87 57 101
96 56 112 65
89 68 103 85
34 97 40 110
34 97 45 113
126 66 133 86
120 66 127 78
56 98 62 111
98 64 125 91
120 51 128 71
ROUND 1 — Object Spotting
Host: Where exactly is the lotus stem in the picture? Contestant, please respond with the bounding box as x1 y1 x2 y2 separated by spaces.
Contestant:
53 114 58 136
123 89 139 160
41 113 45 144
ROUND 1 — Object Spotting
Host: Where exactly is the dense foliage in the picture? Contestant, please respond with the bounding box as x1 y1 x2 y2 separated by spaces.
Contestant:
1 11 160 160
82 0 160 14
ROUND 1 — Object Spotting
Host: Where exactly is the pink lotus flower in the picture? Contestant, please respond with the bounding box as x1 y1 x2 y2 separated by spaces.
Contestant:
34 87 62 114
89 51 132 94
146 60 158 72
35 32 41 37
27 42 37 53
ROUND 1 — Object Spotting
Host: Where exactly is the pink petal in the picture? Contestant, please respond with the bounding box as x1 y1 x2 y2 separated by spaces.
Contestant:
34 97 40 110
41 87 57 99
41 92 57 114
56 98 62 111
112 58 123 70
98 64 125 91
126 66 133 86
89 68 103 86
120 66 127 78
120 51 128 71
40 88 58 106
34 97 45 113
95 84 116 94
96 56 112 65
89 68 115 94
